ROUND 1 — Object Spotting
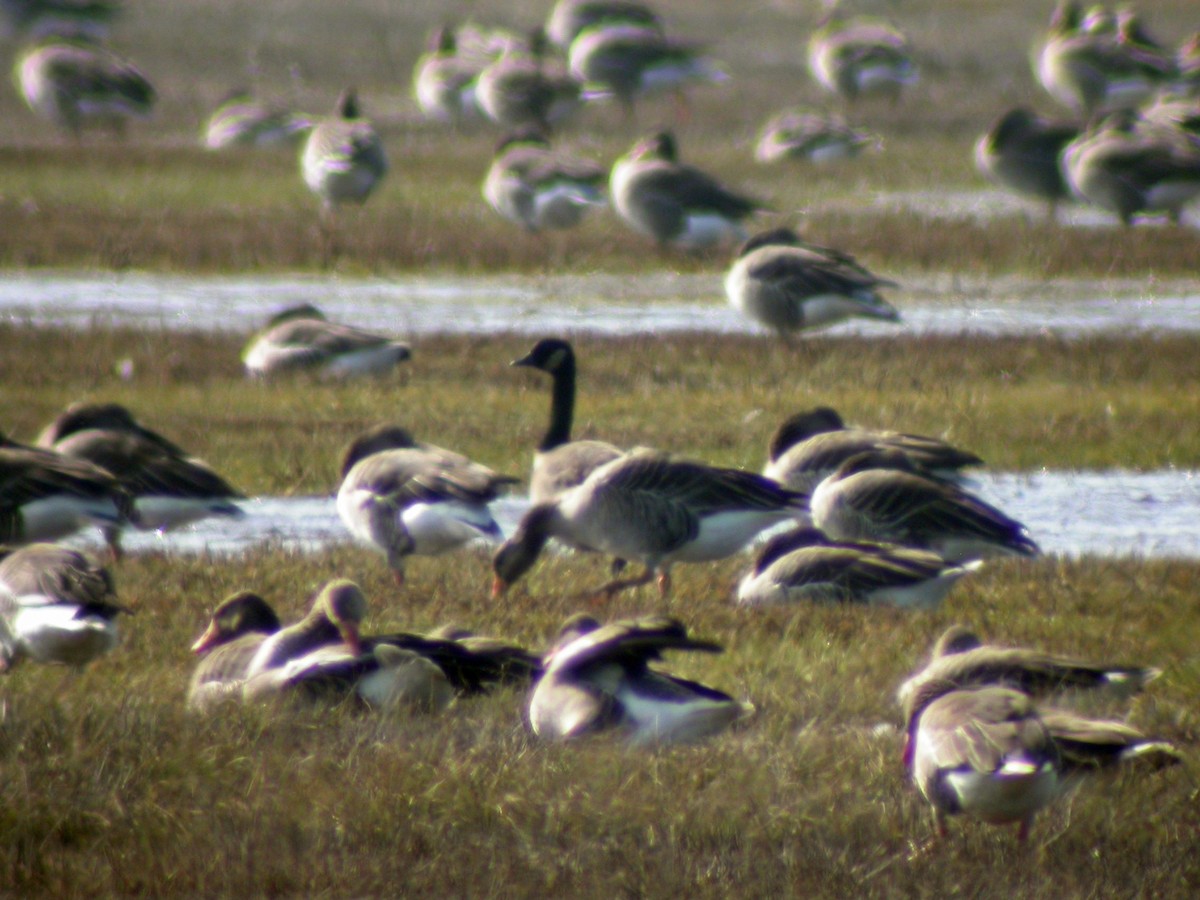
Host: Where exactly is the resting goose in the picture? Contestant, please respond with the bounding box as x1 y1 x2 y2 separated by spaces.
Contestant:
483 130 607 232
725 228 900 339
37 402 245 550
734 526 979 609
809 450 1039 563
974 107 1080 219
529 614 752 744
610 130 766 251
510 337 624 504
0 542 129 671
187 590 282 711
336 424 516 586
301 88 388 218
762 406 982 496
242 304 411 379
492 449 807 599
806 15 918 102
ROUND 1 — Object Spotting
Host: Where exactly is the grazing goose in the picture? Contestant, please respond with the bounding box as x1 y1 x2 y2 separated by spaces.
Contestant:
610 131 766 251
754 109 878 165
483 130 607 232
734 526 979 609
474 28 581 131
809 450 1039 563
202 89 311 150
412 25 486 125
0 542 129 671
0 435 137 553
724 228 900 339
1061 112 1200 224
806 15 918 102
762 406 983 496
244 579 367 679
529 614 752 744
301 88 388 217
546 0 662 50
974 107 1080 218
242 304 412 379
492 449 807 600
15 38 154 137
37 403 245 548
187 589 282 711
337 424 516 586
510 337 624 504
567 21 726 121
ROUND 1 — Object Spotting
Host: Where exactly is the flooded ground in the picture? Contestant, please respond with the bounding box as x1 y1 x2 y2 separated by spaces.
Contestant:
67 469 1200 562
1 271 1198 338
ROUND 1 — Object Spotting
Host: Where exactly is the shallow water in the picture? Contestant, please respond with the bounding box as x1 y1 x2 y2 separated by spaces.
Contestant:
1 272 1198 339
67 469 1200 562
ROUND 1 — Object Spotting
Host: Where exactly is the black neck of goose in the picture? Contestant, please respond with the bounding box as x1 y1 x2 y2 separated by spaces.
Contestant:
540 356 577 452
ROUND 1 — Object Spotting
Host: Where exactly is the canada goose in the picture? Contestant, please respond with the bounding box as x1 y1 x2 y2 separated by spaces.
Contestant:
1061 112 1200 224
202 89 311 150
754 109 878 165
492 449 807 599
337 424 516 586
241 304 412 379
483 131 606 232
725 227 901 337
36 403 245 550
762 406 983 496
725 228 899 339
0 434 137 554
15 38 154 137
567 21 726 121
412 25 486 125
809 450 1039 563
734 526 979 609
0 542 129 671
187 590 282 711
610 130 766 250
529 614 752 744
546 0 662 50
510 337 624 504
806 15 917 102
244 579 367 679
475 28 581 131
301 88 388 217
974 107 1080 218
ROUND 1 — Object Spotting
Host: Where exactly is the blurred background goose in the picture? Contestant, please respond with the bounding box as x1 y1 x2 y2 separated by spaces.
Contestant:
545 0 662 50
610 130 766 251
762 406 983 496
529 614 752 744
15 37 153 137
754 108 878 165
0 542 128 671
202 89 311 150
483 130 607 232
724 228 900 340
492 449 807 600
337 424 516 586
735 526 979 609
187 589 282 711
807 14 918 103
809 450 1039 563
474 27 581 132
242 304 411 379
974 107 1080 219
301 88 387 218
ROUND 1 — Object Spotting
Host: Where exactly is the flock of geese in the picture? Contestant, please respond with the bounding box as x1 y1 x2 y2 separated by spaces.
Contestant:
0 0 1193 843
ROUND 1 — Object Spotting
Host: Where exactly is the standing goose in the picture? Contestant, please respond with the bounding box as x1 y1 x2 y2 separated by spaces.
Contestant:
762 406 982 496
492 449 807 599
806 15 918 102
610 131 766 251
754 109 878 165
974 107 1080 219
241 304 411 379
336 424 517 586
301 88 388 218
15 37 154 137
810 450 1038 563
734 526 979 609
187 590 282 711
483 130 607 232
0 542 129 671
529 614 752 744
510 337 624 504
474 28 581 132
724 228 900 339
37 402 245 553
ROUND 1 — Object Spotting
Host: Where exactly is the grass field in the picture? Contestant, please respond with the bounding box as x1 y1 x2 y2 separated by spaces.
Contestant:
2 1 1200 897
